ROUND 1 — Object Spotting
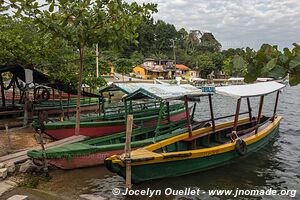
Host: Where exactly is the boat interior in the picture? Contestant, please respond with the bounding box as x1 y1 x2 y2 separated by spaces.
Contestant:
83 117 205 147
84 101 184 121
154 115 272 153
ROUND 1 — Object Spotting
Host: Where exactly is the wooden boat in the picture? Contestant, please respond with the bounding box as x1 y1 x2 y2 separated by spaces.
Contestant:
0 95 100 117
28 119 205 169
33 83 191 140
28 83 206 169
36 102 188 140
33 97 100 115
1 86 100 117
105 82 285 183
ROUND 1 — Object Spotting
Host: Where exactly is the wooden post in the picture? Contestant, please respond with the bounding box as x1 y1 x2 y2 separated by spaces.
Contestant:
0 73 5 107
52 88 55 100
125 114 133 189
58 89 64 121
184 95 192 137
12 77 16 105
272 91 280 121
233 98 242 132
208 94 215 131
247 98 252 120
99 92 103 116
23 89 29 126
5 124 12 150
37 129 48 174
255 96 264 134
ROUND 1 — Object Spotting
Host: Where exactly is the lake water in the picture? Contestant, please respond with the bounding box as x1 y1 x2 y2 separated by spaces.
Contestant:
8 85 300 199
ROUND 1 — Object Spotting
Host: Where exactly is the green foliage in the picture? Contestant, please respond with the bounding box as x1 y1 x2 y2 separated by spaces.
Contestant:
239 44 299 85
1 1 299 86
4 0 156 87
193 54 215 77
223 56 247 77
199 32 222 52
211 52 225 71
113 58 134 74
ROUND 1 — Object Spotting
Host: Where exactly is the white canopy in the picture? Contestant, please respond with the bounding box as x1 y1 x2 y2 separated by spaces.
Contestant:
228 77 244 81
125 84 213 101
216 81 285 98
99 82 168 94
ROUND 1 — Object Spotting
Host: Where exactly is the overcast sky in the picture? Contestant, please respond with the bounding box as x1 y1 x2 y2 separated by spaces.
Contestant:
128 0 300 50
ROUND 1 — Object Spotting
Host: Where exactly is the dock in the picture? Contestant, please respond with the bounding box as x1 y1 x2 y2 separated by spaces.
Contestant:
0 135 88 165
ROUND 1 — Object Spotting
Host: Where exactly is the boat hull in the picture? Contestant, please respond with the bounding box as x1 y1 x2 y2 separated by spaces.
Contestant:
46 108 188 140
106 119 281 183
47 149 128 169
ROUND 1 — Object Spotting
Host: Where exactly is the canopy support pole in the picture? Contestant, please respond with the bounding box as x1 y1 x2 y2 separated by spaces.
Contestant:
166 101 170 123
272 91 280 121
129 101 133 114
247 97 252 120
124 100 128 125
208 94 215 131
154 101 165 139
191 102 197 121
184 95 192 137
233 98 241 132
67 93 70 119
0 73 6 107
102 93 105 118
255 96 264 134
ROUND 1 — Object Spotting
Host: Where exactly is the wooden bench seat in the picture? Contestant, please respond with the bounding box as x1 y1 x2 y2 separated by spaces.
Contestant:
183 120 256 142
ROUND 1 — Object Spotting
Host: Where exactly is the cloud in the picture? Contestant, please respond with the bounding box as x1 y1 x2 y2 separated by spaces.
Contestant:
128 0 300 49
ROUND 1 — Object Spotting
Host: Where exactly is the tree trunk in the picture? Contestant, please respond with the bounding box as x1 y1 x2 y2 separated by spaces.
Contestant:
75 46 84 135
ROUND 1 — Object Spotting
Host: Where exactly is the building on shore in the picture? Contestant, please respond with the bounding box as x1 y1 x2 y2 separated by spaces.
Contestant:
133 58 201 81
133 58 176 79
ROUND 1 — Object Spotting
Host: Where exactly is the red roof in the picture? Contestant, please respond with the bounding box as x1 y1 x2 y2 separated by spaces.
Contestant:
176 64 190 71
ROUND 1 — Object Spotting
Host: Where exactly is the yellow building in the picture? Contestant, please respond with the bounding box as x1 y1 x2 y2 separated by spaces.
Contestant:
133 65 169 80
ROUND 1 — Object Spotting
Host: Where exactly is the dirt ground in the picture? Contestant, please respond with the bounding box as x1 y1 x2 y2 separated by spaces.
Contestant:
0 126 37 157
0 118 55 157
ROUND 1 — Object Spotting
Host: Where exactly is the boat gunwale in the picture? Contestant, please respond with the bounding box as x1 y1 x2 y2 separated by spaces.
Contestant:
44 104 187 129
110 116 282 166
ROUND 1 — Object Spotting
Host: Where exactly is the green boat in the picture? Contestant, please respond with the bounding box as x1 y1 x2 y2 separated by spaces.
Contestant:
28 84 207 169
36 102 187 140
34 83 189 140
28 118 205 169
105 82 285 183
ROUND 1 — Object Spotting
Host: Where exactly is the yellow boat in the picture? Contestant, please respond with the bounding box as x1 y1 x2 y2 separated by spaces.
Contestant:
105 82 285 183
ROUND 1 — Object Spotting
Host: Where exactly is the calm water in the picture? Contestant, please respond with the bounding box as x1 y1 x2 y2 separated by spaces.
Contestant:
16 85 300 199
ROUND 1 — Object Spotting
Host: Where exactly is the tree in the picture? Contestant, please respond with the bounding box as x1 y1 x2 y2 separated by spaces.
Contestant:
7 0 156 134
193 54 215 77
114 58 133 79
211 52 225 71
223 55 247 77
199 32 222 52
0 15 75 70
152 20 179 58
